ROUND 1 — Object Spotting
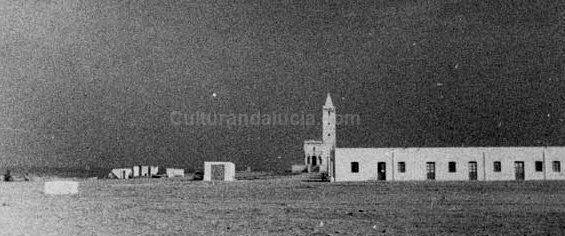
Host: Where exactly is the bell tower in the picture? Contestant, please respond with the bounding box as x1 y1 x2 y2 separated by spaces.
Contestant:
322 93 336 176
323 93 336 148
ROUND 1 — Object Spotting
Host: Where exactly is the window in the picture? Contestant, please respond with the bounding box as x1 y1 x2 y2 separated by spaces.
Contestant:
307 156 310 164
448 162 456 173
351 162 359 173
426 162 436 180
319 156 322 165
553 161 561 172
398 162 406 173
493 161 501 172
535 161 543 172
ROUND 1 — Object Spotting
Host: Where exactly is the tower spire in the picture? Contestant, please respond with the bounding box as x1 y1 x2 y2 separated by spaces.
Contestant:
324 93 334 108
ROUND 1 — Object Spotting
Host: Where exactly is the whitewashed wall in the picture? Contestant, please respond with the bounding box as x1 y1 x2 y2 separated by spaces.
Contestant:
204 162 235 181
335 147 565 182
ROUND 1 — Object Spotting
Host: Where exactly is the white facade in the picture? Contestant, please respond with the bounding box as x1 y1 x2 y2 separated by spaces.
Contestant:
204 162 235 181
335 147 565 182
304 94 565 182
132 166 157 177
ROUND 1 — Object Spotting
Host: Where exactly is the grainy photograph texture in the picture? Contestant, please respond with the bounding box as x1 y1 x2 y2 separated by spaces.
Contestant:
1 0 564 235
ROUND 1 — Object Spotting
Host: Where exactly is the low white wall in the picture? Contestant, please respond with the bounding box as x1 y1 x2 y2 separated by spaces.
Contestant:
44 181 79 195
166 168 185 178
204 162 235 181
335 147 565 182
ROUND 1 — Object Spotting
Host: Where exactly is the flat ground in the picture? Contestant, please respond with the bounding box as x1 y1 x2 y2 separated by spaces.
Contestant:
1 174 564 235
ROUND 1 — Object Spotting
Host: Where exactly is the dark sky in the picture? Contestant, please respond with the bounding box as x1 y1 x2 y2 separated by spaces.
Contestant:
0 0 564 171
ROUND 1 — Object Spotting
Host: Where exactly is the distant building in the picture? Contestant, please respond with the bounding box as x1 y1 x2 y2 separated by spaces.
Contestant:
204 162 235 181
111 166 158 179
166 168 185 178
110 168 133 179
305 94 565 182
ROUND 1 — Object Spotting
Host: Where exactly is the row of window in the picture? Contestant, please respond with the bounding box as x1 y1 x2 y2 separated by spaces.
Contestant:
350 161 563 173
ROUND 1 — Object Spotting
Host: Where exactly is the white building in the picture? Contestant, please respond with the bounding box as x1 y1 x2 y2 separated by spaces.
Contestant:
204 162 235 181
113 166 158 179
305 94 565 182
132 165 158 178
110 168 133 179
166 168 185 178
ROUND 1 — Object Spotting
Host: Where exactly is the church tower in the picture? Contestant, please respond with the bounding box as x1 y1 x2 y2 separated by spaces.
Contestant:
323 93 336 148
322 93 336 176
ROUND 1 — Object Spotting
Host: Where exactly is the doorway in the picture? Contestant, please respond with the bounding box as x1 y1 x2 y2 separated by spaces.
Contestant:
426 162 436 180
211 164 225 181
469 161 478 180
311 156 317 166
377 162 386 180
514 161 525 181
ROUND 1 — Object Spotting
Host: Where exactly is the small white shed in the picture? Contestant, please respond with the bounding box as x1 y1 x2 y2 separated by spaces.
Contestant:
204 162 235 181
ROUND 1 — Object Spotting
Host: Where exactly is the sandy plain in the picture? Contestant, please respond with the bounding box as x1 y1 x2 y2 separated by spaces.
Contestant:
0 174 564 235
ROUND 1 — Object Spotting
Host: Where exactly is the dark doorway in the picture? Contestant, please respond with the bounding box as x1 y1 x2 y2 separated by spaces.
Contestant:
469 161 478 180
426 162 436 180
311 156 317 166
377 162 386 180
515 161 525 181
211 164 225 181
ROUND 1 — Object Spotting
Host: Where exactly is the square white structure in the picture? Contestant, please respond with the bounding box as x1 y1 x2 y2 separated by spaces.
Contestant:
204 162 235 181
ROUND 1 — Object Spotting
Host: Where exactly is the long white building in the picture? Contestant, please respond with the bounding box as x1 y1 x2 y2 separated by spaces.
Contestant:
305 94 565 182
